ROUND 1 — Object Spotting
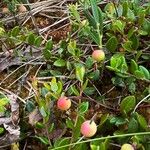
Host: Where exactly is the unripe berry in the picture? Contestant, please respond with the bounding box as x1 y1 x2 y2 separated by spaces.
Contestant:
18 4 27 13
57 96 71 111
2 7 9 14
0 27 5 36
80 120 97 137
92 50 105 62
121 144 134 150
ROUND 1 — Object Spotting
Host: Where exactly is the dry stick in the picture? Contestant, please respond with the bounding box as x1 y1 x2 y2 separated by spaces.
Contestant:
34 64 43 77
22 1 66 25
0 56 42 85
133 94 150 113
88 79 102 96
40 16 70 34
8 72 27 88
0 86 26 104
25 0 40 34
21 1 60 25
8 67 30 88
102 86 115 96
26 81 38 99
37 75 72 80
75 95 119 112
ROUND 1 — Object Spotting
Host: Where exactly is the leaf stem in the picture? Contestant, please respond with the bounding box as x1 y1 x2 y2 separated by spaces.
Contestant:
50 132 150 150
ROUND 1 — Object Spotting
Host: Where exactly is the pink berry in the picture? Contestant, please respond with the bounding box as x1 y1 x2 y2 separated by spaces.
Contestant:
57 96 71 111
80 120 97 137
92 50 105 62
121 144 134 150
2 7 9 14
18 4 27 13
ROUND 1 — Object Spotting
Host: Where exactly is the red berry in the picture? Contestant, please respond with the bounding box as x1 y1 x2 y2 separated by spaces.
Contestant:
80 120 97 137
92 50 105 62
121 144 134 150
57 96 71 111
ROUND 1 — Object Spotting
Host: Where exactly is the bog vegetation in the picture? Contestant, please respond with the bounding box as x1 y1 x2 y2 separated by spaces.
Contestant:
0 0 150 150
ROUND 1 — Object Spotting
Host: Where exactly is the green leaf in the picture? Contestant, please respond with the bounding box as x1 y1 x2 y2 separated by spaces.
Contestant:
138 10 145 26
48 123 54 133
34 36 43 47
88 70 100 80
110 54 122 68
122 1 128 16
142 19 150 35
112 20 125 33
0 127 4 134
75 64 85 82
11 26 20 37
0 27 5 36
106 66 117 72
139 66 150 80
83 87 95 96
128 82 136 94
0 98 9 106
127 9 135 21
98 114 109 130
50 77 58 93
106 36 118 52
130 59 138 74
130 34 139 50
35 122 45 129
109 54 128 74
82 79 89 91
83 9 97 29
79 102 89 114
25 100 35 112
85 56 94 69
120 96 136 114
54 59 66 67
90 0 100 23
136 113 148 130
44 83 51 91
27 33 35 45
43 48 51 60
67 40 76 56
41 87 49 97
84 26 100 46
66 119 74 129
70 85 80 96
127 27 135 38
128 117 139 133
66 61 72 71
35 136 49 145
45 39 53 50
0 106 5 112
40 106 47 117
54 138 70 150
122 40 133 51
69 4 80 22
90 139 109 150
110 116 126 126
112 77 125 87
57 81 63 94
134 70 145 79
72 115 84 141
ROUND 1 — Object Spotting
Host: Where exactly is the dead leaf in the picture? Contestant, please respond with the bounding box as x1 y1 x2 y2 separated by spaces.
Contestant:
29 108 42 126
8 94 19 125
0 118 11 125
49 128 66 140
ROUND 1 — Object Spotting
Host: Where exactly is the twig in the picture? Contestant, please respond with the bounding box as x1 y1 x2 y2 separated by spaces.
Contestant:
133 94 150 113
